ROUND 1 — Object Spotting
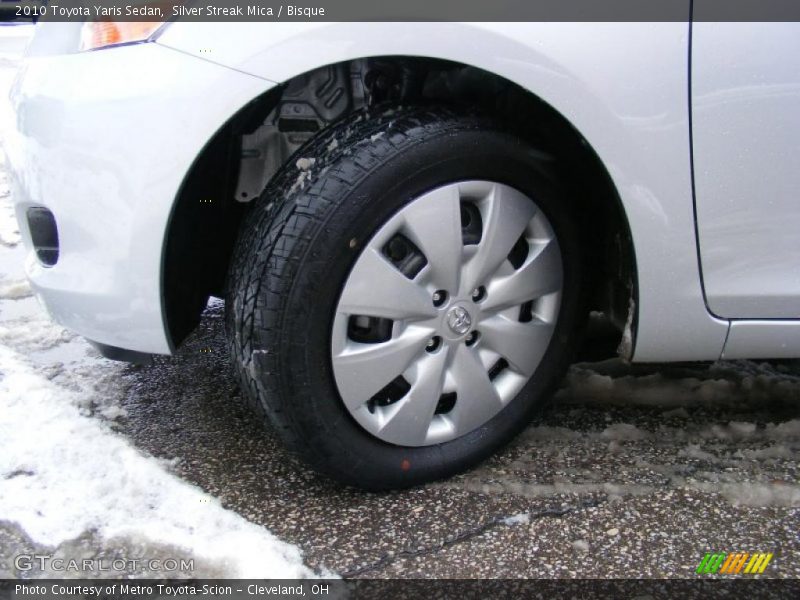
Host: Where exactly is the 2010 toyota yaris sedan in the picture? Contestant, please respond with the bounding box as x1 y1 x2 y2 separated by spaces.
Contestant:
4 18 799 489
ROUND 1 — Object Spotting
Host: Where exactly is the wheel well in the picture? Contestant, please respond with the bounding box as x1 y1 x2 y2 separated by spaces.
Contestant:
163 57 636 354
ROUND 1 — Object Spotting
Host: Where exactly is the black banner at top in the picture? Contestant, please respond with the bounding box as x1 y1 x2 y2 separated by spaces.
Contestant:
2 0 800 23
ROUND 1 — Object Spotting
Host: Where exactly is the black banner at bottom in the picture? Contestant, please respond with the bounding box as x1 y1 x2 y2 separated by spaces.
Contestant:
2 579 800 600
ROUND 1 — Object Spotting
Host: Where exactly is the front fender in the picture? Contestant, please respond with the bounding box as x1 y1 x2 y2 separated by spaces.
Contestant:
158 22 730 361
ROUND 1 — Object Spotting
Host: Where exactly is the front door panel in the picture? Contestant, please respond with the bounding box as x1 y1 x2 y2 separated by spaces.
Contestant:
692 21 800 318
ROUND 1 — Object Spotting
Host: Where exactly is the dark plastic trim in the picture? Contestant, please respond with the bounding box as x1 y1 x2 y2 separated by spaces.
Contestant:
26 207 59 266
87 340 154 365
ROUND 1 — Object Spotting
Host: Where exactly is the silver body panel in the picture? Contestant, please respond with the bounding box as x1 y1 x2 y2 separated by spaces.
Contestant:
692 22 800 319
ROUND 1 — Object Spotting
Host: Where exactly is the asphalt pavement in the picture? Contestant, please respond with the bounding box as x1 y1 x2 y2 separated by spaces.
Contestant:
109 303 800 578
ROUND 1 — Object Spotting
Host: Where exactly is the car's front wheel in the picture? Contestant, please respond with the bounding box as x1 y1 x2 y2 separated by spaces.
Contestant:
226 107 584 489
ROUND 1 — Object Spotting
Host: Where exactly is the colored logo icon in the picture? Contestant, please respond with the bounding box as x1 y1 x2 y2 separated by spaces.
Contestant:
696 552 774 575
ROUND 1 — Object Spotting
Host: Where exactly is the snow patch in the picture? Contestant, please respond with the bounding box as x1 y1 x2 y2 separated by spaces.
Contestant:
729 421 757 436
0 176 19 247
616 296 635 359
0 345 315 578
295 157 316 171
771 419 800 438
561 358 800 409
98 404 128 421
519 425 586 441
740 445 795 460
601 423 650 441
562 366 746 408
661 407 690 419
502 512 530 526
0 278 31 299
700 421 758 441
572 539 590 552
0 315 76 353
690 481 800 508
289 173 308 195
678 444 717 462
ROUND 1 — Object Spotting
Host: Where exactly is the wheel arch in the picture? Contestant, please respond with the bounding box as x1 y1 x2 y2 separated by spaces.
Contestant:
162 52 637 353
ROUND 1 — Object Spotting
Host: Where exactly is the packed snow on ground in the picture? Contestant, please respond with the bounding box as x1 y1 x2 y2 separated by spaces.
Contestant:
0 346 314 578
559 358 800 407
502 512 531 526
0 149 19 248
492 357 800 508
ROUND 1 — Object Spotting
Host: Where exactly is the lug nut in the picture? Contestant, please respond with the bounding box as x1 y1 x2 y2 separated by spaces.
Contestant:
471 286 486 302
465 331 480 347
432 290 448 307
426 336 442 353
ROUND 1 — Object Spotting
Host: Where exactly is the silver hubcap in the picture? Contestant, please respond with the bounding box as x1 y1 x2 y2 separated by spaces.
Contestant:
331 181 563 446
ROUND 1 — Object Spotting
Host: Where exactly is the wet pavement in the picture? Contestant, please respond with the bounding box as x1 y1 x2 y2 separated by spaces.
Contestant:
110 303 800 578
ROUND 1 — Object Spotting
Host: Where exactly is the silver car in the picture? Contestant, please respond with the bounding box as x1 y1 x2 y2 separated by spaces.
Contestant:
5 19 799 488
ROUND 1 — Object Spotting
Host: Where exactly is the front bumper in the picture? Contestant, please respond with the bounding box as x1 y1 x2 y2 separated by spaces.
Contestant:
3 39 272 354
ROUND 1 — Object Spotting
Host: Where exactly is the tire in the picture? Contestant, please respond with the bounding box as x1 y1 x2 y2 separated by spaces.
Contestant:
226 106 585 490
